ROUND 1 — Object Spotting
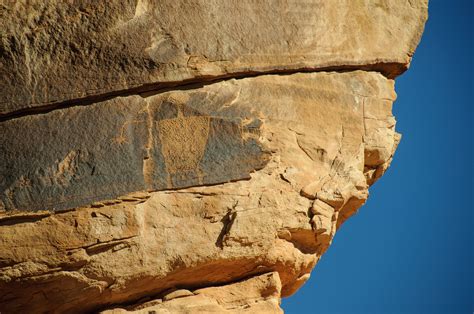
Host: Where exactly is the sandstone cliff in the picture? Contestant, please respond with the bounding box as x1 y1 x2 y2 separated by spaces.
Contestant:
0 1 427 313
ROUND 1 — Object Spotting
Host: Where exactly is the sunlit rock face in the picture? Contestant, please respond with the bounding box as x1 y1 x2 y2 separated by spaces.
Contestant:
0 1 427 313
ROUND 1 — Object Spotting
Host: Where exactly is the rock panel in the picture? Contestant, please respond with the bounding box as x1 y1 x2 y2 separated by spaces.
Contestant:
0 94 269 211
0 0 428 115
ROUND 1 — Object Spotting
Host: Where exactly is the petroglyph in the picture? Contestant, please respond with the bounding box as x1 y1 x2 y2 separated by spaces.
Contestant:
0 94 270 212
55 151 80 186
158 109 210 187
143 101 155 189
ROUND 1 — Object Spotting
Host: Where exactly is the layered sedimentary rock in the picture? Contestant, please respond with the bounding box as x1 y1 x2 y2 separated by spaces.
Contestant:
0 1 427 313
102 272 284 313
0 0 427 116
0 71 399 312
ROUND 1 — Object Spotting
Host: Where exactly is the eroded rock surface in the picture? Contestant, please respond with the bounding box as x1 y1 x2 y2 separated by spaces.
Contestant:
0 92 270 211
0 1 427 313
102 272 283 313
1 0 427 116
1 71 399 312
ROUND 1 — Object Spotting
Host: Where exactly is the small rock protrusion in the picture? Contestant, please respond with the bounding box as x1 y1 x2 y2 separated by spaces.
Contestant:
162 289 194 301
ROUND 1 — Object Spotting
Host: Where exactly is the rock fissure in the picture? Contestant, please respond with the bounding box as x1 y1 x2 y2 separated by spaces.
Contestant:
64 235 138 254
1 64 404 123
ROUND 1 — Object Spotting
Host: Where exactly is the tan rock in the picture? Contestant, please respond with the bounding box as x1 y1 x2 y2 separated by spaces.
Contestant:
162 289 194 301
0 71 401 313
0 0 427 115
0 1 428 313
103 272 282 313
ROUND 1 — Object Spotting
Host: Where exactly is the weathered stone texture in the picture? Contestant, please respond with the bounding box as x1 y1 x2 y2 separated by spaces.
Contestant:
0 93 270 211
0 1 427 313
0 71 400 312
102 272 283 313
0 0 427 115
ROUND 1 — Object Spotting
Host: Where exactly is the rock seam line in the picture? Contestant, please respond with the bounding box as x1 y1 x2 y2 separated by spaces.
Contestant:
0 61 402 123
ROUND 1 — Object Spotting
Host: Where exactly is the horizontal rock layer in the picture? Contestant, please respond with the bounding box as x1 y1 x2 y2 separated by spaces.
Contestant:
1 71 399 313
1 71 396 212
0 0 427 116
0 92 270 211
102 272 283 313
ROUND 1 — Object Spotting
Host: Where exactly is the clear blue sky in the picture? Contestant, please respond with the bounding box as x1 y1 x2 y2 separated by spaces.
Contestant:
282 1 473 313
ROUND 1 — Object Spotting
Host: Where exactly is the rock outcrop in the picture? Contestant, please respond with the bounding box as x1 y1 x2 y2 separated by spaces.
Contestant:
0 1 427 313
